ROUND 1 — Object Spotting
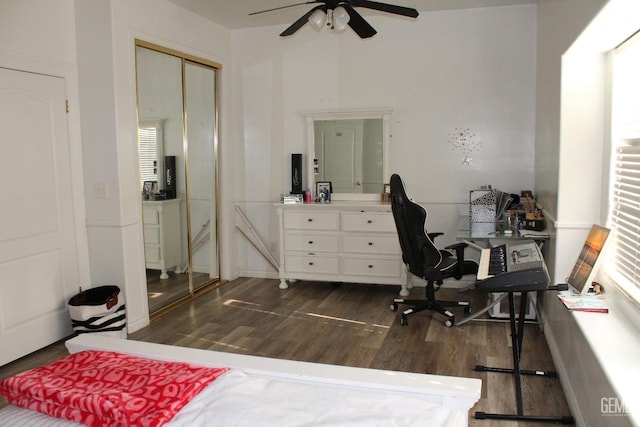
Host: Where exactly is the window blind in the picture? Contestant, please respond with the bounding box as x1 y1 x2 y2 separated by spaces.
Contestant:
138 126 159 188
609 30 640 300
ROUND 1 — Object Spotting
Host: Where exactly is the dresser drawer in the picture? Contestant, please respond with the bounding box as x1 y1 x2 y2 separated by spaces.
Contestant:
341 212 396 233
342 235 400 255
144 246 161 263
143 227 161 244
143 208 159 225
285 254 340 274
284 211 339 231
342 257 401 278
285 232 339 252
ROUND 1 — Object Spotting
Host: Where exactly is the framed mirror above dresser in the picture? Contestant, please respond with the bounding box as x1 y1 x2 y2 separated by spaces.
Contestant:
304 109 392 201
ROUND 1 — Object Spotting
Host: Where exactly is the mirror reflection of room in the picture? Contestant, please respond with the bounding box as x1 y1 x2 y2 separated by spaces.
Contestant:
314 118 383 194
306 109 391 200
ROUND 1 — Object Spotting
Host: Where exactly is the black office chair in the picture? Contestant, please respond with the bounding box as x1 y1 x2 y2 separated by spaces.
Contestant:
389 174 478 326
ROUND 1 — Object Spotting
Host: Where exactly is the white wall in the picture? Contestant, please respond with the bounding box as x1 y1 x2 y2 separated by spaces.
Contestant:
231 5 537 277
534 0 611 284
0 0 77 64
534 0 609 220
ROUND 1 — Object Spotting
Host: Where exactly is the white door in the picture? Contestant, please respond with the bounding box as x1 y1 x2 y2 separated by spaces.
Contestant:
0 68 79 365
316 120 363 193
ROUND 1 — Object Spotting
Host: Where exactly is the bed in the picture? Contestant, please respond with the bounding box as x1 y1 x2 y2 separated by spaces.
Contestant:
0 334 481 426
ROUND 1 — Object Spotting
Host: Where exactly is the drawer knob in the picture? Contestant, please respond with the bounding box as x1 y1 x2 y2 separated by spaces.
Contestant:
309 262 314 266
368 242 373 246
367 220 373 223
308 241 314 244
307 218 313 222
368 264 374 268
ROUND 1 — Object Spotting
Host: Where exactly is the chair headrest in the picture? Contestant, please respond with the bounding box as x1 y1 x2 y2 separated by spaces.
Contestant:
390 174 406 200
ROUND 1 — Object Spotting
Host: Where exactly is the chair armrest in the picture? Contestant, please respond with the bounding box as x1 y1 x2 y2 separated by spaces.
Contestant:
445 242 468 252
445 242 469 279
427 232 444 241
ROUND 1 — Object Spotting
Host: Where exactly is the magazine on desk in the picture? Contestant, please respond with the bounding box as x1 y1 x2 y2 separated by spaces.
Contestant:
557 291 609 313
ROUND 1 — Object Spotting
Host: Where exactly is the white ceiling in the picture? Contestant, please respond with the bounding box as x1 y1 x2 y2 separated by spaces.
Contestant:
168 0 537 30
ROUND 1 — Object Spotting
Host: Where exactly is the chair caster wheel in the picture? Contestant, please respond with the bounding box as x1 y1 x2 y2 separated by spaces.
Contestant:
444 319 454 327
400 315 408 326
390 303 398 312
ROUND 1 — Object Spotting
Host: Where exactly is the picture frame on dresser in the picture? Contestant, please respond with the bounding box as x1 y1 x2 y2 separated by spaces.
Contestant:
143 180 155 194
316 181 332 201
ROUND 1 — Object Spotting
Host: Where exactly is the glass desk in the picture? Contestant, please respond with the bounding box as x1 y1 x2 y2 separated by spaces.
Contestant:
457 218 549 251
455 218 549 326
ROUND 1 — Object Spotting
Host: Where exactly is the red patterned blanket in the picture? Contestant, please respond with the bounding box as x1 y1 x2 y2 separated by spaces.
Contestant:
0 350 229 427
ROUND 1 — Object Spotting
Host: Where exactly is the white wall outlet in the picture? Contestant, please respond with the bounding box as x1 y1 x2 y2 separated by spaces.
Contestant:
94 182 108 198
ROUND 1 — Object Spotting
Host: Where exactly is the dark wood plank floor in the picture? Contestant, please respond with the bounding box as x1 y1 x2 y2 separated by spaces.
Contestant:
0 277 573 426
146 269 210 314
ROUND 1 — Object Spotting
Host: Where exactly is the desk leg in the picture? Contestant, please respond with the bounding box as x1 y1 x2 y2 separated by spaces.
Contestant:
512 292 525 414
474 291 575 424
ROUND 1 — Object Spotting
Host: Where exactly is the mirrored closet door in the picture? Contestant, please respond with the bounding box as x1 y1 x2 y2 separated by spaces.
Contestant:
135 40 220 314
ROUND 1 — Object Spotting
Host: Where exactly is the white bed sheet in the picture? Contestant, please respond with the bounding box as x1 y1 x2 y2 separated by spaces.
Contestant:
0 369 466 427
0 370 467 427
169 370 466 426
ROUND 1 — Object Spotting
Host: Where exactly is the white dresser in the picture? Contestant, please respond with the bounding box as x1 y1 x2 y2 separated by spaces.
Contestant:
277 202 408 295
142 199 182 279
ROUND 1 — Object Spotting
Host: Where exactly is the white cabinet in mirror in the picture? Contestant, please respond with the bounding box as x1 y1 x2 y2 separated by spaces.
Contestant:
304 109 392 201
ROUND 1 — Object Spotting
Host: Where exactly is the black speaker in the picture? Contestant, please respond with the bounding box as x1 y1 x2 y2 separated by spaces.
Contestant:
291 153 303 194
164 155 176 199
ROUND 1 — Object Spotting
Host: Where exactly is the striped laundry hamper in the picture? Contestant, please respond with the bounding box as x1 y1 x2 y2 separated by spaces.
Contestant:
68 285 127 338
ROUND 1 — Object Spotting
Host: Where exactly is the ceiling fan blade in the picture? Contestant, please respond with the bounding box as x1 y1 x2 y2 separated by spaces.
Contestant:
249 1 320 16
343 5 377 38
349 0 419 18
280 5 327 37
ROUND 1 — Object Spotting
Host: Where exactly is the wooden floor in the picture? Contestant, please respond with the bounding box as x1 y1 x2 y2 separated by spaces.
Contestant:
146 269 191 313
146 269 211 313
0 277 573 426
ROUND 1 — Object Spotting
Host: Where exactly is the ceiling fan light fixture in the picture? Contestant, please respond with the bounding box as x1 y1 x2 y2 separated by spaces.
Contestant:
332 6 350 32
308 9 327 31
264 0 419 39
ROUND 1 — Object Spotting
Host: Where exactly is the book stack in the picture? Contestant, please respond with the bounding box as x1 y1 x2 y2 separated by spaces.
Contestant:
558 291 608 313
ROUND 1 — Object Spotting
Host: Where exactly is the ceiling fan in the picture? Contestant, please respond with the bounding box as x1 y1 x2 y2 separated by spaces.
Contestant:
249 0 419 39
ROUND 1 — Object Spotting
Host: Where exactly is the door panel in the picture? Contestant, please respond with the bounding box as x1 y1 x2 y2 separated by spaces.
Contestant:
315 120 363 193
324 127 356 193
0 68 78 365
184 61 218 288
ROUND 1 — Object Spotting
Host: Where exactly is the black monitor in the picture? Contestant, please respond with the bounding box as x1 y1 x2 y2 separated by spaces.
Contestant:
566 224 610 294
